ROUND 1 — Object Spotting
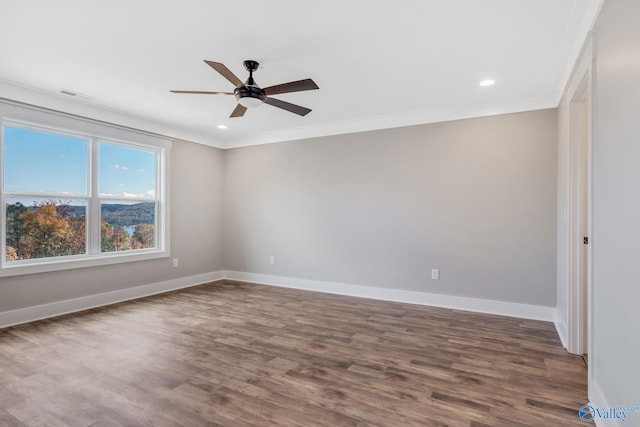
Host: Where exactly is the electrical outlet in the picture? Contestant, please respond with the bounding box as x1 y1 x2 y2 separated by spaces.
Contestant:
173 258 179 268
431 269 439 280
269 255 275 265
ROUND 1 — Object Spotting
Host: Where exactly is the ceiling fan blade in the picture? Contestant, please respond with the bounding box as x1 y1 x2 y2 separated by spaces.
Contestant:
263 79 319 96
264 97 312 116
230 104 247 118
170 90 234 95
204 60 244 88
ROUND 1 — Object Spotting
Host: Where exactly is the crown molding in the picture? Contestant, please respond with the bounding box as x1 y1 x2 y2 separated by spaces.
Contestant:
1 77 558 151
0 78 224 148
223 94 557 149
552 0 604 105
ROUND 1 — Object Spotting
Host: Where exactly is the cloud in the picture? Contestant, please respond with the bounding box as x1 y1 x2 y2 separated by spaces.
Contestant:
137 168 146 173
119 190 156 199
111 164 129 171
99 193 114 197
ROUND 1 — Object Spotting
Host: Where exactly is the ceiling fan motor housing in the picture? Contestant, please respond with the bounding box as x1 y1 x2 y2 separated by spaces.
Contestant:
235 85 265 108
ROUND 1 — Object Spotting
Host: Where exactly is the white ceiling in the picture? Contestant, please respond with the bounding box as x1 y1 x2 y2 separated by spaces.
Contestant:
0 0 602 148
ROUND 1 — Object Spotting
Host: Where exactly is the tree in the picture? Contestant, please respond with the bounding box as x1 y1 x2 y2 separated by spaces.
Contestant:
101 221 115 252
65 216 86 255
20 203 73 258
6 202 27 258
58 202 86 255
5 246 18 261
132 224 154 249
100 221 130 252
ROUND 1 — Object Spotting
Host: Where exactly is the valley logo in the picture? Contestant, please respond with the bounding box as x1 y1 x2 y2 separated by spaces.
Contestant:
579 404 640 423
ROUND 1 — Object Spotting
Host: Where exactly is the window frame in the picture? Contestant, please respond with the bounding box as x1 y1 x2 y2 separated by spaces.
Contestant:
0 104 170 277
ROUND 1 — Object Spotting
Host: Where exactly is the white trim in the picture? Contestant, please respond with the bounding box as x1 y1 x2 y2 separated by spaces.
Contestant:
222 271 556 322
0 77 555 150
0 245 169 278
225 96 556 149
587 30 598 389
555 313 569 349
589 380 622 427
567 76 590 355
0 79 221 148
553 0 604 105
560 32 595 356
1 269 560 334
0 271 224 329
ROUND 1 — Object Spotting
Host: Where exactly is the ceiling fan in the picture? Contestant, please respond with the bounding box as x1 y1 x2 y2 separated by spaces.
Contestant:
171 60 319 118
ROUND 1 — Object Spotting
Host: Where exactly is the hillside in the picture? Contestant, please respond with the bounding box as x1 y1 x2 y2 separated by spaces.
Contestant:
9 201 154 227
101 203 155 226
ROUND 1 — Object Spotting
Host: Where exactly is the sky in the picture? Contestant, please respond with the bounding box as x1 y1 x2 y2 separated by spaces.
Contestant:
3 126 156 203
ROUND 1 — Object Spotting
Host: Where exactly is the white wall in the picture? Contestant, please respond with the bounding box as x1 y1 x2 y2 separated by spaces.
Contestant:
224 110 558 307
590 0 640 411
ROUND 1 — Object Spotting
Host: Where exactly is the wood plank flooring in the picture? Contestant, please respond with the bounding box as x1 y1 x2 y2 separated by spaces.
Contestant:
0 280 587 426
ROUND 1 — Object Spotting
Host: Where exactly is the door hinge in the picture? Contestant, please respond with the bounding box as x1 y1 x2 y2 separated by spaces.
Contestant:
583 236 589 245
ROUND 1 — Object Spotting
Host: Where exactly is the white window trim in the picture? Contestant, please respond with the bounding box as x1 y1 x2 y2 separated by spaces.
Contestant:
0 101 171 277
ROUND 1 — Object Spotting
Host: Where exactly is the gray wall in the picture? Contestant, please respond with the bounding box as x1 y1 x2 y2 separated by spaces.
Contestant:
0 139 224 311
591 0 640 406
224 110 558 306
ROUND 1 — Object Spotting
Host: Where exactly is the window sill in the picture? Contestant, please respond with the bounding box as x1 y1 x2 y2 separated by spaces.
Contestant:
0 249 169 277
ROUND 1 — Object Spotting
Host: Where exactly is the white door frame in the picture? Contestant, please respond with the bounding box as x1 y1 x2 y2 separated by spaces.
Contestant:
567 70 592 357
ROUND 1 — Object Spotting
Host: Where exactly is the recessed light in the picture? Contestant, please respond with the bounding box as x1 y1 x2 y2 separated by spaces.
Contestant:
479 79 495 87
217 124 228 130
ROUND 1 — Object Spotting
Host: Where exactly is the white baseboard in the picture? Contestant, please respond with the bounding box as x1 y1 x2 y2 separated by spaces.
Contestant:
222 270 556 322
589 379 622 427
555 314 569 349
0 269 558 329
0 271 224 329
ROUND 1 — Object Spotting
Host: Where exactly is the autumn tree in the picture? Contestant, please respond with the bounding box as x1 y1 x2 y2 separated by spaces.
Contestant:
5 245 18 261
6 201 149 260
101 221 131 252
101 221 115 252
19 203 74 258
58 203 86 255
132 224 154 249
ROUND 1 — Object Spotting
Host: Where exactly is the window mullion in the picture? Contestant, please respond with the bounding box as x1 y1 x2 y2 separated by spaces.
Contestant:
156 148 162 250
89 140 101 255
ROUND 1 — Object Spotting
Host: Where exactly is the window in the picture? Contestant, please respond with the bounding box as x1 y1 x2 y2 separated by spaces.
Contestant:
98 144 158 253
1 112 169 276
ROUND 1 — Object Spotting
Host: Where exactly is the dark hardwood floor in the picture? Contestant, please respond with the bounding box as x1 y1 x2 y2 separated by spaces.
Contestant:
0 280 587 426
